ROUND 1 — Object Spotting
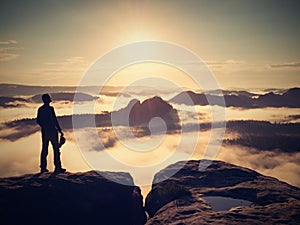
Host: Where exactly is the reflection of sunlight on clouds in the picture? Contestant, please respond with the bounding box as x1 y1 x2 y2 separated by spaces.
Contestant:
97 95 128 112
174 104 213 123
0 132 90 177
71 95 130 114
107 134 180 167
0 127 15 138
215 145 300 187
190 130 213 159
62 95 122 115
73 127 184 167
60 132 91 172
55 131 91 172
72 128 108 151
0 133 40 177
73 127 199 186
0 104 39 122
188 130 300 188
1 127 299 190
267 160 300 187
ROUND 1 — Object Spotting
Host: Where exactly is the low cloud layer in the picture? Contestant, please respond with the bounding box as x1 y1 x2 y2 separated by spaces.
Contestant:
207 60 245 66
0 130 299 190
215 145 300 187
0 40 18 45
0 96 28 108
1 92 299 189
281 114 300 123
268 61 300 69
1 114 299 155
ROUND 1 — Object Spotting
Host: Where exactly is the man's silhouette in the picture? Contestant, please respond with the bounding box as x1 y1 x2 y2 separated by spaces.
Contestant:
37 94 66 173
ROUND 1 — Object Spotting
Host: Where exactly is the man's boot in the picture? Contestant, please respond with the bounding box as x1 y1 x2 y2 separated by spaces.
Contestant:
40 168 49 173
54 167 66 173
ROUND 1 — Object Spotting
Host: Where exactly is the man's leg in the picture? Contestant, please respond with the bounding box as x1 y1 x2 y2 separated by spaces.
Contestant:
50 131 65 172
40 131 49 172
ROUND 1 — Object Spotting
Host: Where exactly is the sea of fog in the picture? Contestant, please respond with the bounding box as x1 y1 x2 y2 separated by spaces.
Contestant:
0 90 299 198
1 93 300 123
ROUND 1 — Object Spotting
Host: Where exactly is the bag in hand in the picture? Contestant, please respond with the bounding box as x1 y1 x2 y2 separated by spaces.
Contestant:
59 134 66 148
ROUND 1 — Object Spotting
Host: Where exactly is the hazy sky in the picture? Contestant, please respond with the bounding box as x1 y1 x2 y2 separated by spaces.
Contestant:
0 0 299 89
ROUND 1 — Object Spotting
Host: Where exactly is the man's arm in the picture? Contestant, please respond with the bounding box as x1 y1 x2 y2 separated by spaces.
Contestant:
51 107 63 134
36 108 42 126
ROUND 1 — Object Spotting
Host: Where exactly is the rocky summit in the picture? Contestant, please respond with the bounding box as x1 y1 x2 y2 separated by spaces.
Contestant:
145 160 300 225
1 161 299 225
0 171 147 225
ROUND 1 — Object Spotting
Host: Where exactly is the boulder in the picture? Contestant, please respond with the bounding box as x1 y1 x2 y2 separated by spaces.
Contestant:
0 171 147 225
145 160 300 224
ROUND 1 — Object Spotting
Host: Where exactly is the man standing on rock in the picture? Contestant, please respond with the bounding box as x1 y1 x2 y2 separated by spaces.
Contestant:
37 93 66 173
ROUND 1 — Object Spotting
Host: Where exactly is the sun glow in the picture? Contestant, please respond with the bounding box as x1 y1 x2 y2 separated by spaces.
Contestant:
103 62 200 90
124 29 153 42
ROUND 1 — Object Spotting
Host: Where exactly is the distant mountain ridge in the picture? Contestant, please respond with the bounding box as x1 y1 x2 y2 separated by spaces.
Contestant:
0 92 97 108
170 87 300 108
31 92 97 103
0 83 123 97
1 83 299 108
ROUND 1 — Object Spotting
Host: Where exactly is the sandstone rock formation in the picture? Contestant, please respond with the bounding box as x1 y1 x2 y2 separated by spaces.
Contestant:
1 160 299 224
112 96 180 136
0 171 147 225
145 160 300 225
